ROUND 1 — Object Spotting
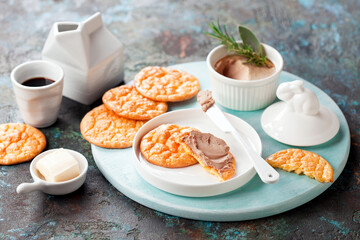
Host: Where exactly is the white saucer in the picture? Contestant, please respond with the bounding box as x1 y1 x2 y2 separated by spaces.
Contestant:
132 109 262 197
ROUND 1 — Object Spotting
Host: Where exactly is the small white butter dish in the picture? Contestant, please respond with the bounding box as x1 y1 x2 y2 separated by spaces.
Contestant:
261 80 340 146
17 148 88 195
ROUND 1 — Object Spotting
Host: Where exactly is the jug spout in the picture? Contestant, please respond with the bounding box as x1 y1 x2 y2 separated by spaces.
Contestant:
82 12 102 34
57 23 79 33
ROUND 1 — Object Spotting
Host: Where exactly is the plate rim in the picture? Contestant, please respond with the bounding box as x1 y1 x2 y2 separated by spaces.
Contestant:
131 108 261 197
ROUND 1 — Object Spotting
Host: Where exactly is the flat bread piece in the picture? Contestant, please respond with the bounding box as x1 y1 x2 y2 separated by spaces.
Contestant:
134 66 200 102
140 124 198 168
80 105 146 149
266 149 333 183
102 85 167 120
0 123 46 165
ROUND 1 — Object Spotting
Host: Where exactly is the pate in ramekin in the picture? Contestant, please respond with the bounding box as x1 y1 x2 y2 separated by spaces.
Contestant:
206 42 283 111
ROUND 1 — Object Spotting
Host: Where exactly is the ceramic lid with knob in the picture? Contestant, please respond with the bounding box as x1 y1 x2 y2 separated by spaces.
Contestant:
261 80 340 146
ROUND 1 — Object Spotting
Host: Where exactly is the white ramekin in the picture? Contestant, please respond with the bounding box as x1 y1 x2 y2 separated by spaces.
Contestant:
206 42 283 111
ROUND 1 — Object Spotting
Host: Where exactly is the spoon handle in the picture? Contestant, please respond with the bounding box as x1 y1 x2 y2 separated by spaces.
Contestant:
231 131 280 184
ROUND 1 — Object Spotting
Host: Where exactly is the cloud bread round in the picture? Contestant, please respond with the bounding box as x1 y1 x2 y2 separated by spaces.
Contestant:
80 105 146 149
140 124 198 168
134 66 200 102
266 148 333 183
0 123 46 165
102 85 168 120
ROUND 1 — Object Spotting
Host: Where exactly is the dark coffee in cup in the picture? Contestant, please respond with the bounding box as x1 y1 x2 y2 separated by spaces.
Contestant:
22 77 55 87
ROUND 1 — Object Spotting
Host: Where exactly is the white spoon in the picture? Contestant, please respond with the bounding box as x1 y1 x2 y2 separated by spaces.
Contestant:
204 104 279 184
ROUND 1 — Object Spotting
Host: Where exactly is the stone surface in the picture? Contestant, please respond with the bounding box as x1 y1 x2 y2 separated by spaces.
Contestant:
0 0 359 239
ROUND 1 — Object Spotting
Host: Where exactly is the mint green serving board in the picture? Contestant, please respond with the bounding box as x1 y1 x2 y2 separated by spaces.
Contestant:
92 61 350 221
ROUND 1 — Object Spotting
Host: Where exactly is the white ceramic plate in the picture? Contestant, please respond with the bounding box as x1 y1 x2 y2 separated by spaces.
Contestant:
132 109 261 197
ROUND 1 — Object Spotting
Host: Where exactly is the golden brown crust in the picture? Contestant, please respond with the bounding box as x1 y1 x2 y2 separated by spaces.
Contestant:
140 124 198 168
0 123 46 165
80 105 146 148
266 149 333 183
177 133 236 181
134 66 200 102
102 85 168 120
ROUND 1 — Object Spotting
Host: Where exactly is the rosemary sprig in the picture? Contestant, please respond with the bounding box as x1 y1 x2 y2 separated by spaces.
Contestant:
205 20 273 68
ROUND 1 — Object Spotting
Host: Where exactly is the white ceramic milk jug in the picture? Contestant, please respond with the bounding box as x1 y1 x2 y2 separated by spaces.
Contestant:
42 12 124 105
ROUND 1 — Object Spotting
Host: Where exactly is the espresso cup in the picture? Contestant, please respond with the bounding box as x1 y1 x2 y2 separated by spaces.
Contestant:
11 60 64 128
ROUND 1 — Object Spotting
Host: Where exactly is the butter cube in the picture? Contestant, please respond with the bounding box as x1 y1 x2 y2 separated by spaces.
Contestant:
36 149 80 182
